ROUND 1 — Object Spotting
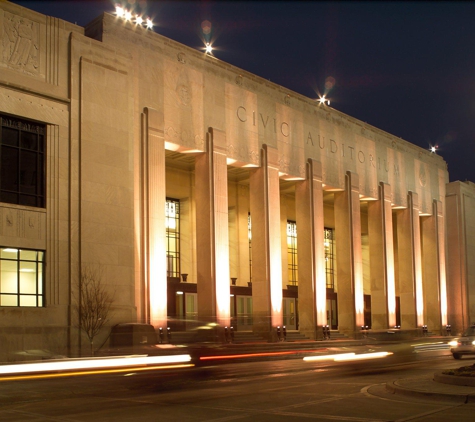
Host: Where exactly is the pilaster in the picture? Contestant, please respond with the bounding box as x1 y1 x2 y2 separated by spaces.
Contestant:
295 159 325 339
195 128 231 326
249 144 283 340
334 171 364 336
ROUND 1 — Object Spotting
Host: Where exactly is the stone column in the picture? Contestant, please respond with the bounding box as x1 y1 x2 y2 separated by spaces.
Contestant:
296 159 325 340
249 144 283 340
445 184 470 335
434 200 448 328
421 200 447 334
368 182 396 329
334 171 364 336
195 128 231 326
143 108 167 328
396 191 423 329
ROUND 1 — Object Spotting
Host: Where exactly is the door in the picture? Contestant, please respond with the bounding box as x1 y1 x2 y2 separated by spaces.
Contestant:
185 293 198 324
236 295 252 330
326 297 338 330
283 298 297 330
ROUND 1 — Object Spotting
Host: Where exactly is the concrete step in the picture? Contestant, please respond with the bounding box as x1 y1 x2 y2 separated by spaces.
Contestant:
327 331 349 339
283 331 310 341
232 331 267 343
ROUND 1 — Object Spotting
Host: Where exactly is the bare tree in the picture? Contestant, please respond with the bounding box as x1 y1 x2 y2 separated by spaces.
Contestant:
75 265 114 356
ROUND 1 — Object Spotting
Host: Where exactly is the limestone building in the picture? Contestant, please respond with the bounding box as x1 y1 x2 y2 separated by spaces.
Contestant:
0 2 451 359
446 181 475 335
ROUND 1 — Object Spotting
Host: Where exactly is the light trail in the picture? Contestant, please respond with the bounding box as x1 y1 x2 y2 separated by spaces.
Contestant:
0 363 194 382
0 354 192 377
304 351 392 363
199 349 327 361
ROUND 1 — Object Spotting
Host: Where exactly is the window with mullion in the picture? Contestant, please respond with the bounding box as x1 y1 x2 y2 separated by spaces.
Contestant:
165 198 180 277
287 221 298 286
324 228 335 289
0 115 45 208
0 247 45 307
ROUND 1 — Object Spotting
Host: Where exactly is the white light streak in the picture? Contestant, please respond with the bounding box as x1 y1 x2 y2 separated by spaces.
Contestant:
303 351 392 362
0 354 192 376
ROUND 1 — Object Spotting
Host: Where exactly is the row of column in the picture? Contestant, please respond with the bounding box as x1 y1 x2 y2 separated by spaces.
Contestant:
143 114 448 338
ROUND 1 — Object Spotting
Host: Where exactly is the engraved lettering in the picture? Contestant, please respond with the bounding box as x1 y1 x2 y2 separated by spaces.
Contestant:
281 122 289 137
318 135 325 149
330 139 338 153
307 132 314 146
260 113 269 128
237 106 247 122
369 154 376 168
358 150 365 163
348 146 354 159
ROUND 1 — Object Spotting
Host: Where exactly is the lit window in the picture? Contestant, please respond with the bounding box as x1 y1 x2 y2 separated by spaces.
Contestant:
324 228 335 289
165 198 180 277
248 213 252 282
0 247 45 307
287 221 298 286
1 115 46 208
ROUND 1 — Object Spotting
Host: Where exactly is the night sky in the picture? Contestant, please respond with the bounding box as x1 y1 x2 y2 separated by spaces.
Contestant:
11 1 475 183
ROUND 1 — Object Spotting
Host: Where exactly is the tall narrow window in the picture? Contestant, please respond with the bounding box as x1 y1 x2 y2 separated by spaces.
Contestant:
0 115 45 208
165 198 180 277
0 247 45 307
287 221 298 285
248 213 252 282
324 228 335 289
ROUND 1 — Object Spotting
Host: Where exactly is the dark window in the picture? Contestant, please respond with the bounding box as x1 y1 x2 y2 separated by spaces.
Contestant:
0 115 45 207
0 247 45 307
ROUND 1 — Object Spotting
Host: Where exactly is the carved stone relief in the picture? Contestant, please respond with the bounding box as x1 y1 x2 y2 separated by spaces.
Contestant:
419 165 427 187
226 144 260 166
177 52 186 64
2 12 39 75
0 207 44 241
176 83 191 106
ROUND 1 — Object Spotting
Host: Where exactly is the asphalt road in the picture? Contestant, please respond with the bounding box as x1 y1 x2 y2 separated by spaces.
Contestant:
0 344 473 421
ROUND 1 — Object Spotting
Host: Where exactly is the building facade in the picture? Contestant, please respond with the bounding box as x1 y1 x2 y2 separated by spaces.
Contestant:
0 2 451 360
446 181 475 335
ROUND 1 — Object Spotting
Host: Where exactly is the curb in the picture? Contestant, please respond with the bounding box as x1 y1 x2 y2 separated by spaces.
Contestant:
386 376 475 404
434 371 475 387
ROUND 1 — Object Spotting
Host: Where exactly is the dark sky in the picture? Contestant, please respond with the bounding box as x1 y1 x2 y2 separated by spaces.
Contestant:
12 1 475 183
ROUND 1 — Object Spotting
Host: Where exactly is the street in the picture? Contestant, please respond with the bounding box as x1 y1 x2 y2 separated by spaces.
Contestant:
0 343 474 421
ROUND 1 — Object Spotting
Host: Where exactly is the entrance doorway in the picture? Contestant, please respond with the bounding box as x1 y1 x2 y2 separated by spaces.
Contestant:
236 295 253 330
185 293 197 321
283 298 297 330
326 295 338 329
